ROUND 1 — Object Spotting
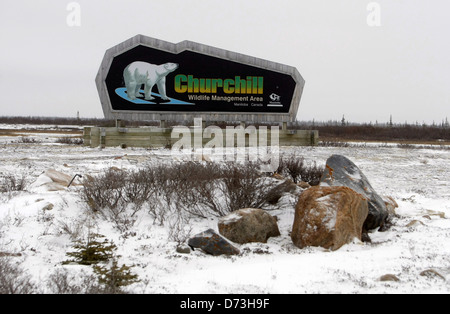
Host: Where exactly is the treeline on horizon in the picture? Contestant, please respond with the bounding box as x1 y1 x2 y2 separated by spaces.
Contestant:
0 115 449 142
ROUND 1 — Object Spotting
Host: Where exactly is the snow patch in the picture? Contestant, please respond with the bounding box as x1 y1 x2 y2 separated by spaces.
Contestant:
1 131 450 293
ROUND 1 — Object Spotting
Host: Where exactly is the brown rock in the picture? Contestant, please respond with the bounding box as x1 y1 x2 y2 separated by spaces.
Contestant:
44 169 72 186
272 173 285 180
218 208 280 244
41 203 54 211
0 252 22 257
291 186 369 251
406 220 425 228
379 274 400 282
420 269 446 280
424 209 446 219
263 180 299 205
297 181 311 189
383 195 399 215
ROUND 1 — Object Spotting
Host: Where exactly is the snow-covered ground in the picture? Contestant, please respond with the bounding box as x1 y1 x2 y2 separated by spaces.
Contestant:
1 125 449 294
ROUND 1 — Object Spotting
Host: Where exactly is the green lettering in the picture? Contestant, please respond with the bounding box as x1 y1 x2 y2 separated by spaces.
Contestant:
175 75 187 93
211 79 223 93
174 75 263 94
188 75 199 93
223 79 235 94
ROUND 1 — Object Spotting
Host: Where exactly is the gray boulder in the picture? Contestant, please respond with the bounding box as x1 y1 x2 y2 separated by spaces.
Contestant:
218 208 280 244
188 229 240 256
320 154 389 231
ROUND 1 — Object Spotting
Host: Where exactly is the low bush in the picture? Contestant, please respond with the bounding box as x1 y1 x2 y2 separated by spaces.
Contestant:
174 162 270 218
0 174 26 193
79 162 274 226
0 257 37 294
55 137 83 145
276 154 324 186
17 136 41 144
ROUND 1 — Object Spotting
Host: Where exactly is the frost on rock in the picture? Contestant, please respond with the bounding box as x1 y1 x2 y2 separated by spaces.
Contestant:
314 194 337 231
291 186 369 251
319 154 389 231
218 208 280 244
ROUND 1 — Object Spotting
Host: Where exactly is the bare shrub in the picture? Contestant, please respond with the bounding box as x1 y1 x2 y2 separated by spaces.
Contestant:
47 267 133 294
17 136 41 144
220 162 268 213
276 154 324 186
46 268 94 294
318 141 351 147
0 258 38 294
298 161 324 186
143 161 270 220
167 215 193 245
174 162 269 218
79 162 273 227
55 219 84 240
56 137 83 145
80 169 127 213
145 164 179 225
80 169 141 231
0 174 27 193
172 162 224 218
123 169 153 209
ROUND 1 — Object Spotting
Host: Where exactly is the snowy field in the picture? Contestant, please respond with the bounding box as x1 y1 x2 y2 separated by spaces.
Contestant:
1 124 449 294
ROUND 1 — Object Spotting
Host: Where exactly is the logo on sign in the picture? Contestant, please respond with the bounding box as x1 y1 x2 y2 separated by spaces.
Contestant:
268 93 282 107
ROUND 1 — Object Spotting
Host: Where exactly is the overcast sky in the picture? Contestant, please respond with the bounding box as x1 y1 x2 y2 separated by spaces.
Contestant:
1 0 449 124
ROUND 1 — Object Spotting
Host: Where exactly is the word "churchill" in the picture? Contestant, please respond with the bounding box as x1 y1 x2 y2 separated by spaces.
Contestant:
174 75 264 94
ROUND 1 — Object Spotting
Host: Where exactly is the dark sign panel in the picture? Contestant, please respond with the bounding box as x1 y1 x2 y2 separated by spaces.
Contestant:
97 35 304 122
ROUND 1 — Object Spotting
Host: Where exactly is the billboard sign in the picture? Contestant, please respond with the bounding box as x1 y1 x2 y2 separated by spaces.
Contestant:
96 35 305 122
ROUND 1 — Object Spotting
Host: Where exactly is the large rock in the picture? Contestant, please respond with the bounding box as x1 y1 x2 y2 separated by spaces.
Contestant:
320 155 388 230
188 229 240 256
291 185 369 251
218 208 280 244
30 169 74 191
262 180 300 205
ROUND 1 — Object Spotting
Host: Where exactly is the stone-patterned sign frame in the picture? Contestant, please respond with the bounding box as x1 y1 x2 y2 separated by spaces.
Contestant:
96 34 305 123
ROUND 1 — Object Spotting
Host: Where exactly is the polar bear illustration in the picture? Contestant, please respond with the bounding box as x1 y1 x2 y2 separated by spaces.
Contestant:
123 61 179 101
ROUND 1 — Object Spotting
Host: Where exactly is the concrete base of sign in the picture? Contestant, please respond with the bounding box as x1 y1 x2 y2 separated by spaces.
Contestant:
83 125 318 149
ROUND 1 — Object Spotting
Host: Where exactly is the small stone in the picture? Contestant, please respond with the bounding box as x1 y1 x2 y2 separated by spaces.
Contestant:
424 209 446 219
406 220 424 228
379 274 400 282
42 203 54 211
420 269 446 280
297 181 311 189
176 244 191 254
188 229 240 256
218 208 280 244
0 252 22 257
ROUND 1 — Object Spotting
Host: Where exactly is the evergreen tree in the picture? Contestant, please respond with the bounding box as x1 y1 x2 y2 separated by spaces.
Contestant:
341 115 346 126
93 258 139 294
64 232 117 265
